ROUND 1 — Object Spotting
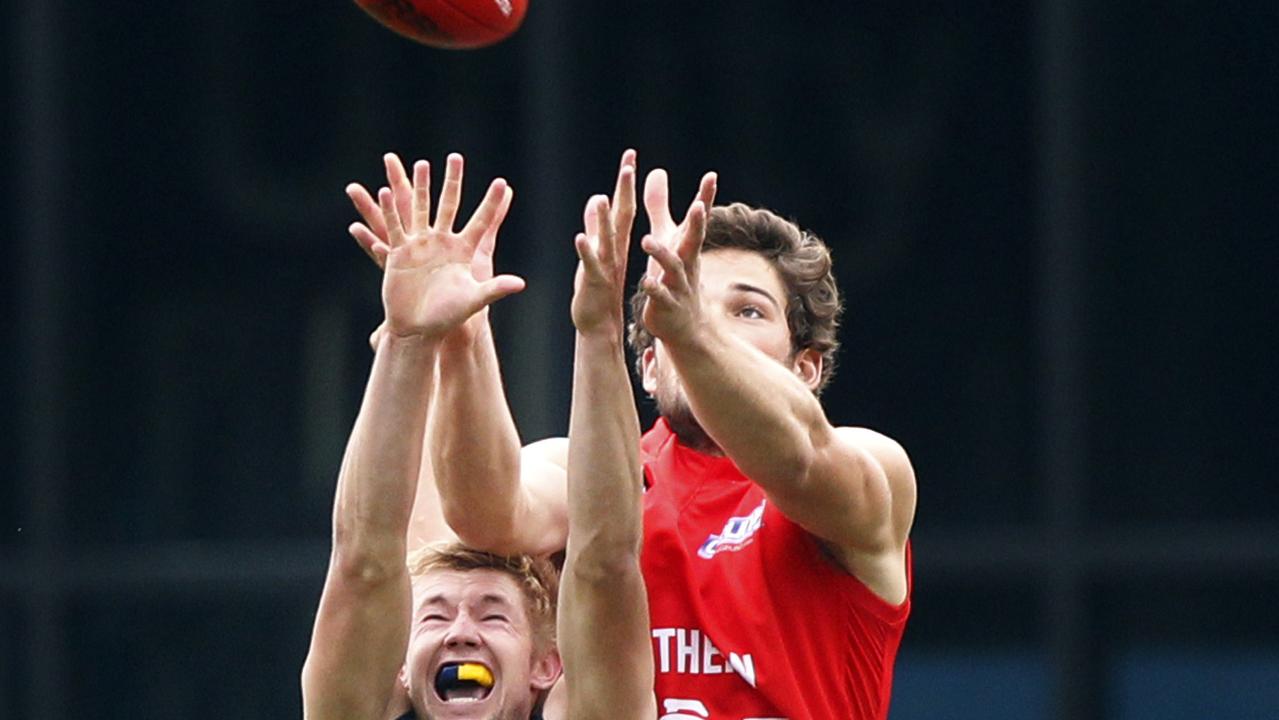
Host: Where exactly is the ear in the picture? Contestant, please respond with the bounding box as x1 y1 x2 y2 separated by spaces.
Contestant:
640 345 658 395
529 647 563 691
398 664 410 690
792 348 823 391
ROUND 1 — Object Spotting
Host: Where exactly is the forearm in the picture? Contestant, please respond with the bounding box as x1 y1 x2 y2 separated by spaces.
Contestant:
405 416 457 550
429 323 527 547
560 330 654 720
665 326 828 488
304 334 435 719
566 331 644 566
332 333 438 573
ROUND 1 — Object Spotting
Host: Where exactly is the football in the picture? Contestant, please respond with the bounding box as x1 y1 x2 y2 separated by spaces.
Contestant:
353 0 528 49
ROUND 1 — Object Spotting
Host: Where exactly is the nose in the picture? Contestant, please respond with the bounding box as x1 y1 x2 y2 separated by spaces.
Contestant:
442 612 482 648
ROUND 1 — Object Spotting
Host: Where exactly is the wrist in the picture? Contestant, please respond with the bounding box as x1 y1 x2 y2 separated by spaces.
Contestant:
657 313 714 355
575 324 626 348
377 329 443 356
659 317 721 363
440 315 490 353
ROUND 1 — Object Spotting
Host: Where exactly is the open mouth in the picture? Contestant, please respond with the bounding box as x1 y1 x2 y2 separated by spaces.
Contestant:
434 662 494 704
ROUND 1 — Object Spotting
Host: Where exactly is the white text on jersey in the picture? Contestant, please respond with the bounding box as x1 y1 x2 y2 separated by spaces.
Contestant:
651 627 758 687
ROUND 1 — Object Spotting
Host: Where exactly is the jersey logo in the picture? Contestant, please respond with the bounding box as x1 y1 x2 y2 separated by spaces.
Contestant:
658 698 787 720
697 500 766 559
659 698 709 719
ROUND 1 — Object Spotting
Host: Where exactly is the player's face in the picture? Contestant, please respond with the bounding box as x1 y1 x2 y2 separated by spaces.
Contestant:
643 248 821 442
405 569 559 720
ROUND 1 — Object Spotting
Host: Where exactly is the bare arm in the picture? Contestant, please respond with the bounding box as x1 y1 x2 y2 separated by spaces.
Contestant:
347 153 568 557
661 323 913 557
302 334 436 720
405 402 458 550
431 322 569 556
304 166 523 719
638 174 915 599
559 155 657 720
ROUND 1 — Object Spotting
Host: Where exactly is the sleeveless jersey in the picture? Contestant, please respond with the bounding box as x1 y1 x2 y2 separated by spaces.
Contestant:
639 419 911 720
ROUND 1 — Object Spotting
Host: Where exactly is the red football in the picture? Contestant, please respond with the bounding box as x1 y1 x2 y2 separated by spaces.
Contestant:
353 0 528 49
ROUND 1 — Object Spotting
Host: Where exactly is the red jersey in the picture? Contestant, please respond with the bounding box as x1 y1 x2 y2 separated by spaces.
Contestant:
639 419 910 720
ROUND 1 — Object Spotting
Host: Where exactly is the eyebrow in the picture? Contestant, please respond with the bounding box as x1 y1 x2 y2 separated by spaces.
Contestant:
422 593 512 608
729 282 783 311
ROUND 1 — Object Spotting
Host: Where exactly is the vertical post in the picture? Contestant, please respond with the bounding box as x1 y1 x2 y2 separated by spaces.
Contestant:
15 0 70 716
1035 0 1093 718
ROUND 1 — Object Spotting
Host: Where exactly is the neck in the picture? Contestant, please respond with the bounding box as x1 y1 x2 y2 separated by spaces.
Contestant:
665 413 722 455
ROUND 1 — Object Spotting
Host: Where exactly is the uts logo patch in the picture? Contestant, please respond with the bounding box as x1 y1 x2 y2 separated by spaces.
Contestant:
697 500 766 559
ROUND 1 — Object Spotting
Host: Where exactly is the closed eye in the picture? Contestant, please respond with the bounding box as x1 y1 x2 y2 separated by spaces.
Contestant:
482 615 509 623
422 614 448 623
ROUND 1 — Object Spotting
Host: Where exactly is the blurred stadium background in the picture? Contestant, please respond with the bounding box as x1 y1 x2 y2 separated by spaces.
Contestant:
3 1 1276 718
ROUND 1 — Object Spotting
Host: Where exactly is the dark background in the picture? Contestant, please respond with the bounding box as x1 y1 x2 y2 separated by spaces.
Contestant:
4 1 1277 718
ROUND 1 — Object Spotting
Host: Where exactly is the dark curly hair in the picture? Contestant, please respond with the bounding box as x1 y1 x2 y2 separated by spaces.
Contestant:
628 202 843 393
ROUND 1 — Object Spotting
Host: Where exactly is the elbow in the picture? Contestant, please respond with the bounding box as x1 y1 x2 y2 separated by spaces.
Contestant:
329 530 406 587
441 500 521 554
565 532 643 586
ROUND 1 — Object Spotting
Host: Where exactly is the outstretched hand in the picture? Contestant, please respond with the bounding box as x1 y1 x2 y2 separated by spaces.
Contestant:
572 150 637 336
637 167 718 343
346 153 515 346
364 154 524 341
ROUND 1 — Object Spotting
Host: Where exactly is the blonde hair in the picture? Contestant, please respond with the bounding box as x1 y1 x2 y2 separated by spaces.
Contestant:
408 541 559 652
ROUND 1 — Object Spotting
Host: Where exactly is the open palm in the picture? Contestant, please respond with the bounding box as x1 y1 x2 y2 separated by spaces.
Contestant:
376 157 524 340
638 167 717 342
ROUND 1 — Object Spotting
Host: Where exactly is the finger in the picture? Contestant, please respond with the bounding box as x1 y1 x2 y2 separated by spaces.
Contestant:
612 151 637 258
384 153 413 232
640 272 679 309
434 152 464 233
676 171 716 233
593 195 615 268
641 234 689 294
582 194 606 247
346 183 389 242
574 232 605 279
477 185 514 261
613 149 637 215
677 201 707 266
641 233 663 281
412 159 431 234
460 178 509 246
693 171 718 217
349 222 389 269
643 168 675 238
379 187 405 248
472 274 527 310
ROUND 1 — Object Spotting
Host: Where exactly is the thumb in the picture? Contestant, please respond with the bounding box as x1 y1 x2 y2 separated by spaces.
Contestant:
471 274 527 312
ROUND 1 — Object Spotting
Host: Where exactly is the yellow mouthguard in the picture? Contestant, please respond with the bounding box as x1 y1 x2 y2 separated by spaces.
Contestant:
457 663 494 688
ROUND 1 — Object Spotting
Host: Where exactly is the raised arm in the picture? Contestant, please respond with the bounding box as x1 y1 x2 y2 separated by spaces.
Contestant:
558 151 657 720
637 176 915 601
303 168 523 720
347 153 568 557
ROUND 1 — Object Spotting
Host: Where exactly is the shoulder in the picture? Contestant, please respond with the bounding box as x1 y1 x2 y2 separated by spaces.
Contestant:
523 436 569 470
830 426 917 536
831 427 913 483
